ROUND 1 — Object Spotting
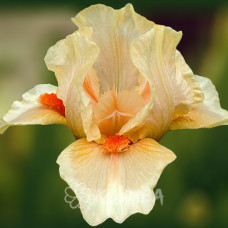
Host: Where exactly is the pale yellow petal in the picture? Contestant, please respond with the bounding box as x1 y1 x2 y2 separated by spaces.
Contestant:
62 32 100 141
173 51 204 118
0 84 66 134
44 27 93 104
57 138 176 226
73 3 154 93
170 75 228 129
123 25 182 141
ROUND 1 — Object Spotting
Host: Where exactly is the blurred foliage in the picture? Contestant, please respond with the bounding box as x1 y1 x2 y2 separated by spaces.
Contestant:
0 1 228 228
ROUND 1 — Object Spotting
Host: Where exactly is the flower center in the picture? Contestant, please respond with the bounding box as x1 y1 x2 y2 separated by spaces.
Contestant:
103 135 131 153
39 93 65 116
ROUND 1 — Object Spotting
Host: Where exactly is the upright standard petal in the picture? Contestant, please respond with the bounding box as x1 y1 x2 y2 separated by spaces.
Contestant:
57 138 176 226
171 75 228 129
125 25 182 140
60 32 100 141
73 3 154 93
0 84 66 134
44 27 94 103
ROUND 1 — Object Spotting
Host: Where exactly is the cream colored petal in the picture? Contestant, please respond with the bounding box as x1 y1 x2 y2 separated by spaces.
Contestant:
122 25 182 141
0 84 66 134
173 51 204 118
44 27 93 104
57 138 176 226
170 75 228 129
62 32 100 141
73 3 154 93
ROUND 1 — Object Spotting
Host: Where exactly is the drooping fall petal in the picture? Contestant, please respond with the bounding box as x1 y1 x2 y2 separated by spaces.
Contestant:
0 84 66 134
72 3 154 93
170 75 228 129
57 138 176 226
173 51 204 118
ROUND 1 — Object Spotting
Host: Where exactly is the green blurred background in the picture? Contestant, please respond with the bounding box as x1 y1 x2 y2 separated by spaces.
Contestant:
0 0 228 228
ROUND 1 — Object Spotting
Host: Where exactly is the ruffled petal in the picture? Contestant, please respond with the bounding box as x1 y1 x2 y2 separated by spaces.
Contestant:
72 3 154 93
0 84 66 134
170 75 228 129
173 51 204 118
57 138 176 226
44 27 94 104
60 32 100 140
123 25 182 141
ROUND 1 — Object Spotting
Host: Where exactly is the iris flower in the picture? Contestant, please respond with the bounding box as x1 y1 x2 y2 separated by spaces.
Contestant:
1 3 228 226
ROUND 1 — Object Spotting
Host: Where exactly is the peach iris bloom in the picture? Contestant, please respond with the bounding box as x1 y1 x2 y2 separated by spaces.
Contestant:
1 3 228 226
